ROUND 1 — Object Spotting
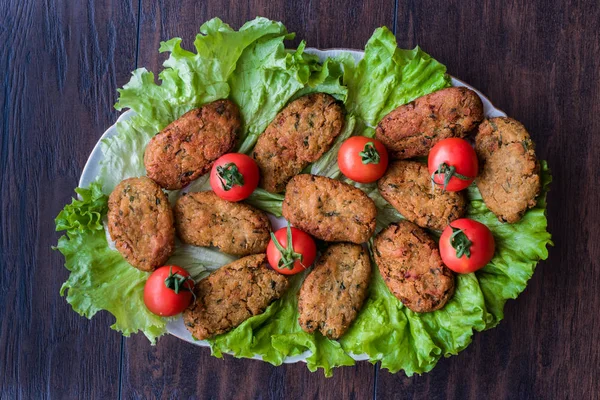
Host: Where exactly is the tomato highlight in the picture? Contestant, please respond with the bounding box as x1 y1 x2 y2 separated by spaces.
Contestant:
210 153 259 201
439 219 495 274
428 138 478 192
267 225 317 275
144 265 195 316
338 136 389 183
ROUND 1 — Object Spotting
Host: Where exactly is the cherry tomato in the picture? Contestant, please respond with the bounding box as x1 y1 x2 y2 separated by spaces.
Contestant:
144 265 195 316
210 153 259 201
439 218 495 274
267 225 317 275
338 136 389 183
428 138 478 192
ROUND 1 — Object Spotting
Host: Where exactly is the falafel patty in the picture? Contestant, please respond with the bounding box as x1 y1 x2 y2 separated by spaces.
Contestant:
373 221 455 313
377 160 467 230
253 93 345 193
144 100 240 190
183 254 288 340
298 243 371 339
107 177 175 272
375 87 484 159
282 174 377 244
174 191 271 256
475 117 541 223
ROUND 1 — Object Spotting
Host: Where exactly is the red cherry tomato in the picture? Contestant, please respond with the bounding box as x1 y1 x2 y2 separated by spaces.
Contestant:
428 138 478 191
267 225 317 275
210 153 259 201
439 219 495 274
144 265 195 316
338 136 389 183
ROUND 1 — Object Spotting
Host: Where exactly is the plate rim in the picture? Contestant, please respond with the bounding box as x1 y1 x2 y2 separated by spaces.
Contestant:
78 47 507 365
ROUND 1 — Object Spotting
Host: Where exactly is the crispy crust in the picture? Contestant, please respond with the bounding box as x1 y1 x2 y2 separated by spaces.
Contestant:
174 191 271 256
375 87 483 159
183 254 288 340
373 221 455 313
107 177 175 271
282 174 377 244
144 100 240 190
475 117 541 223
298 243 371 339
253 93 345 193
377 160 467 230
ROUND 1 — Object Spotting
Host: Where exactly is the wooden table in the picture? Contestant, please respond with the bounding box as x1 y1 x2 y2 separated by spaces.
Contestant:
2 1 598 398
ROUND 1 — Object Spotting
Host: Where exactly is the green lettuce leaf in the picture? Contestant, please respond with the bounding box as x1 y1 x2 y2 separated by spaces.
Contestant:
100 18 311 194
167 240 235 280
245 189 285 217
340 162 552 375
470 161 553 327
232 40 312 154
208 273 355 377
55 181 167 343
344 27 451 127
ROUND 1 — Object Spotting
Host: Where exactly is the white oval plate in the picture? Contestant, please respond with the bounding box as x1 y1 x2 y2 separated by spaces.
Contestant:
80 48 506 364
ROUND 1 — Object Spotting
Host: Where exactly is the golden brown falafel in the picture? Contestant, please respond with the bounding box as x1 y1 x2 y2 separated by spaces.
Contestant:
107 177 175 272
253 93 345 193
282 174 377 244
377 160 467 230
298 243 371 339
373 221 455 313
375 87 483 159
475 117 541 223
144 100 240 190
174 191 271 256
183 254 288 340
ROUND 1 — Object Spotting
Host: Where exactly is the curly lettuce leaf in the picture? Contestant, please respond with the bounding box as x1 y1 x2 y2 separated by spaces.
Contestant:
344 26 451 127
340 162 552 375
208 273 355 377
470 161 553 327
55 181 167 343
245 189 285 217
115 17 290 132
99 18 312 194
292 55 349 102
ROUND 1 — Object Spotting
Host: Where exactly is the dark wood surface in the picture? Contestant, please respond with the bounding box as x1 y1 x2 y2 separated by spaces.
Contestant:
1 0 598 398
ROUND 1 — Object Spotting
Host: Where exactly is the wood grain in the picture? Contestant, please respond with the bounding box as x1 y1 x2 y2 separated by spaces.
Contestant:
0 0 138 398
136 0 396 75
376 1 600 398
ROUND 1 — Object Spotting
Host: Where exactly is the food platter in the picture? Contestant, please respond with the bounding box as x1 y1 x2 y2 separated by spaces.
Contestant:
79 48 508 365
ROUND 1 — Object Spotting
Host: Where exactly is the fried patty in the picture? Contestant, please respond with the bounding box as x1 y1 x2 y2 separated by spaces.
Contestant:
174 191 271 256
282 174 377 244
183 254 288 340
377 161 467 230
107 177 175 271
298 243 371 339
375 87 484 159
374 221 455 313
144 100 240 190
253 93 345 193
475 117 541 223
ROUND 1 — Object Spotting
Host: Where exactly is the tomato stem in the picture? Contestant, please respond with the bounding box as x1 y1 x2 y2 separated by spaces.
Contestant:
449 226 472 259
164 267 196 301
270 224 305 270
431 162 473 192
216 162 244 191
359 142 380 165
